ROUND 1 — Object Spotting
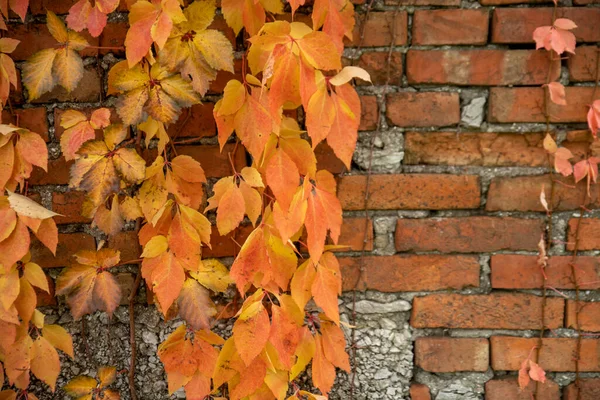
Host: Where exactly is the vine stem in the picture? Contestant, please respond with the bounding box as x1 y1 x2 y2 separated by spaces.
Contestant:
349 3 401 400
127 126 144 400
534 4 561 397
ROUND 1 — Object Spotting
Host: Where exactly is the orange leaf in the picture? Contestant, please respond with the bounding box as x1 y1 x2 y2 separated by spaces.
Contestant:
269 305 301 369
545 81 566 106
266 148 299 210
311 252 342 325
232 301 270 365
177 278 217 331
311 333 335 394
320 319 350 371
30 336 60 392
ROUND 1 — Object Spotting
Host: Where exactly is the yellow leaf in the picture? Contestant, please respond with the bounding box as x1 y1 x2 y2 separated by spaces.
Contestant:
31 336 61 392
113 148 146 183
98 366 117 388
32 309 45 329
240 166 264 187
53 47 84 92
218 80 246 116
190 259 233 293
0 266 20 309
141 235 169 258
192 30 234 72
46 11 68 43
328 66 371 86
22 49 57 100
23 262 50 292
63 376 97 396
42 324 74 358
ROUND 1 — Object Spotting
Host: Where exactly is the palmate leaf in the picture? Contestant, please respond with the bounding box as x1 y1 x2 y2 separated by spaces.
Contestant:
158 324 220 398
222 0 283 36
0 38 19 108
55 249 122 320
0 124 48 192
66 0 120 37
124 0 186 67
110 61 201 126
22 11 89 100
69 124 145 215
159 0 234 96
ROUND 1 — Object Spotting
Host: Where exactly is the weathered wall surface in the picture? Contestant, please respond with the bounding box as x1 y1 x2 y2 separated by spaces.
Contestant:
10 0 600 399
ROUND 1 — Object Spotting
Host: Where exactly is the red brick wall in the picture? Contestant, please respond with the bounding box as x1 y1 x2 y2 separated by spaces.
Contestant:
11 0 600 398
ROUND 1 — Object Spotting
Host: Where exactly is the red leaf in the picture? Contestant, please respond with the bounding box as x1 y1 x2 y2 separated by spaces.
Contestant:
545 81 566 106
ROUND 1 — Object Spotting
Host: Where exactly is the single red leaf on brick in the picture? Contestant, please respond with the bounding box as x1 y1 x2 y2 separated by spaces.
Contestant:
587 100 600 138
553 18 577 30
545 82 566 106
553 147 573 177
528 360 546 383
533 25 576 55
518 358 530 390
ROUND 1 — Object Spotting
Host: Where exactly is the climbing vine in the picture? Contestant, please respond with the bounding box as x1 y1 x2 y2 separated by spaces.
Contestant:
0 0 370 399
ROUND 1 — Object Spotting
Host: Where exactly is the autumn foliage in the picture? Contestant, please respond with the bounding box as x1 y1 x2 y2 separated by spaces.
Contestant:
0 0 369 399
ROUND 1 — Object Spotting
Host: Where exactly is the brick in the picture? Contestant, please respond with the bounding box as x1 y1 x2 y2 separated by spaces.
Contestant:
209 59 242 95
415 337 489 372
490 337 600 371
409 384 431 400
404 132 548 167
564 379 600 400
568 46 599 82
339 254 480 292
567 301 600 332
30 158 72 185
335 217 373 252
168 103 216 139
355 52 402 86
31 68 102 103
32 232 95 268
1 108 49 141
35 274 56 307
203 225 253 258
485 378 560 400
567 218 600 251
349 12 408 47
99 22 127 56
52 192 90 224
412 10 489 46
175 143 247 178
407 50 559 86
110 231 141 263
314 142 345 174
395 217 543 253
116 272 135 305
486 175 600 212
337 174 480 210
10 23 98 61
492 8 600 44
491 255 600 289
411 293 564 329
489 87 597 123
386 92 459 127
359 96 378 131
